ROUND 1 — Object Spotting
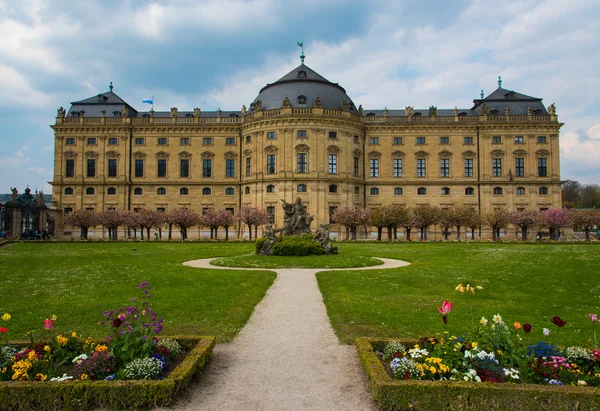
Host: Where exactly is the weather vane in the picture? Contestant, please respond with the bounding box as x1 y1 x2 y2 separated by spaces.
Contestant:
297 41 305 64
498 76 502 88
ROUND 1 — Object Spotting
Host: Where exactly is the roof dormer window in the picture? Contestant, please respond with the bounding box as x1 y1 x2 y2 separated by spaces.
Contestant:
229 113 239 117
297 95 307 104
185 113 193 118
112 111 120 117
297 70 306 78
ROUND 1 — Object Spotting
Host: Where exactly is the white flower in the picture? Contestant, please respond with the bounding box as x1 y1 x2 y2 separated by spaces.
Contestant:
50 373 74 382
493 314 502 324
72 354 88 365
503 368 520 380
480 317 488 326
408 348 429 359
543 328 550 336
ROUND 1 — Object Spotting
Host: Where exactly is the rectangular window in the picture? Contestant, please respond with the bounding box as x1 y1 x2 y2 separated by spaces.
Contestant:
180 159 190 177
86 159 96 177
464 158 473 177
492 136 502 144
65 159 75 177
135 159 144 177
417 159 426 177
393 159 403 177
267 154 276 174
369 159 379 177
87 137 96 145
108 137 118 145
354 157 360 177
440 158 450 177
328 154 337 174
328 131 337 139
108 159 117 177
267 131 276 139
246 157 251 176
393 137 403 145
64 207 73 215
203 159 212 178
226 159 235 177
416 137 426 145
354 135 359 143
440 137 449 144
514 136 524 144
537 136 547 144
369 137 379 144
492 158 502 177
463 137 473 145
225 207 235 215
297 153 307 173
157 207 166 212
226 137 236 145
329 206 337 223
203 137 213 145
135 138 145 145
538 158 548 177
66 137 75 145
180 137 190 145
267 206 275 224
245 135 251 143
297 130 307 138
158 137 167 145
157 159 167 177
515 158 525 177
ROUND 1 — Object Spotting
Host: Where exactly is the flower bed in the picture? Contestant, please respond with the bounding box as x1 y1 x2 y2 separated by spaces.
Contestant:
357 337 600 410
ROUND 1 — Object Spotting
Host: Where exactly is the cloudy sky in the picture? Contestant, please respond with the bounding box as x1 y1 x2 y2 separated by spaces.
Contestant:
1 0 599 194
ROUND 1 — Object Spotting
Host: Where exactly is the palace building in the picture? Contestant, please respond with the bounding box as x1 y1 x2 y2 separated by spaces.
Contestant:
50 58 563 238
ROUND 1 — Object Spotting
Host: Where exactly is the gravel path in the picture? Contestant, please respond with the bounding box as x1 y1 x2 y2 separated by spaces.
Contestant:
173 257 410 411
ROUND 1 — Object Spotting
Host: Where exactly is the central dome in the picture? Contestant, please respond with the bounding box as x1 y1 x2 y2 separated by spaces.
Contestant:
250 64 357 113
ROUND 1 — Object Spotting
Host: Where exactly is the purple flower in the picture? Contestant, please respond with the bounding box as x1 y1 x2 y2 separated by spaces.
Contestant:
131 298 136 302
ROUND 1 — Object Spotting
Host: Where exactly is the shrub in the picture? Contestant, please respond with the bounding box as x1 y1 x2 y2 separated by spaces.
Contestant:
272 234 326 256
255 237 267 255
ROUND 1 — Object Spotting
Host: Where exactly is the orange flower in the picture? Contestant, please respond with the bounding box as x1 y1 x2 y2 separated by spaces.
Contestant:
514 322 521 331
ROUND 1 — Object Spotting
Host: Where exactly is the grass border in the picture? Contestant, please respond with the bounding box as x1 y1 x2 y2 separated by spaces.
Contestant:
0 335 215 411
356 337 600 410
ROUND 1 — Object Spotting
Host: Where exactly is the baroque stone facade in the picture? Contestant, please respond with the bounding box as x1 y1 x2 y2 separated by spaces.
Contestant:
50 63 562 238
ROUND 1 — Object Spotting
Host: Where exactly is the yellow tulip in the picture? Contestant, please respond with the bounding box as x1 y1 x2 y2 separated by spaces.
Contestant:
1 313 10 322
51 315 57 321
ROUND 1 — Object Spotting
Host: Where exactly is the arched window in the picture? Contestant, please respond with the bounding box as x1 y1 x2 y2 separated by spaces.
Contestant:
516 187 526 195
85 187 95 195
329 184 338 193
107 187 117 195
493 187 503 195
539 186 549 195
394 187 403 195
202 187 211 195
225 187 235 195
245 186 250 194
134 187 143 195
465 187 475 195
64 187 73 195
417 187 427 195
297 184 307 193
266 184 275 193
157 187 166 195
370 187 379 195
441 187 450 195
180 187 189 195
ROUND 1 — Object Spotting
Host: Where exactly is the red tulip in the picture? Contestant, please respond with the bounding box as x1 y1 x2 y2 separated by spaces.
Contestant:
551 316 566 328
0 327 7 333
523 323 532 333
437 300 453 315
43 319 55 330
113 318 122 328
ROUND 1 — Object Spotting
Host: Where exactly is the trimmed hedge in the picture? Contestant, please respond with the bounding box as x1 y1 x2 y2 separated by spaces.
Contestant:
356 337 600 411
0 336 215 411
272 234 326 256
255 237 267 254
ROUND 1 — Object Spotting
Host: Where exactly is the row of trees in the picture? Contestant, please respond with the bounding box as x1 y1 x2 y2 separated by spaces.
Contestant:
562 180 600 209
333 205 600 241
64 206 270 240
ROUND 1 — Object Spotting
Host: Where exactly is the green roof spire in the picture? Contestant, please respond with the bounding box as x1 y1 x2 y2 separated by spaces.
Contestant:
480 89 484 99
109 81 113 92
498 76 502 88
297 41 305 64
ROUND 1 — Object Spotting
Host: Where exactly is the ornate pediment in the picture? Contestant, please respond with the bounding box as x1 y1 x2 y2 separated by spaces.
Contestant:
368 150 381 159
536 149 550 158
513 149 528 158
224 151 238 159
64 150 77 159
391 150 405 159
133 151 146 159
84 151 98 158
353 149 362 157
295 144 310 153
178 151 192 159
328 145 340 154
201 151 215 159
244 149 253 157
490 149 505 157
414 150 429 159
438 150 453 159
155 151 169 159
462 150 477 159
106 150 120 158
264 145 278 154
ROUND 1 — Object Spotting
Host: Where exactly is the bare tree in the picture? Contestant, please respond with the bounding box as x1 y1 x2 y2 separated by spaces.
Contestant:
414 204 440 240
510 209 540 240
444 206 475 241
332 206 369 240
484 208 511 241
383 204 408 241
64 209 98 240
438 209 453 240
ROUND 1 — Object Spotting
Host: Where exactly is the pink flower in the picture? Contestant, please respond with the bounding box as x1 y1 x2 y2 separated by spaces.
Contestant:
43 319 55 330
437 300 453 315
589 314 598 322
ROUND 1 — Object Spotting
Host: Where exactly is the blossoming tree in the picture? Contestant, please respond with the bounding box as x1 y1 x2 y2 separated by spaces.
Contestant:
540 208 570 240
332 206 369 240
64 209 99 240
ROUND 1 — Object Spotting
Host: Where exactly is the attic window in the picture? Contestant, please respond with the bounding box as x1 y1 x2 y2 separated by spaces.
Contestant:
185 113 193 118
297 95 307 104
229 113 239 117
413 112 422 116
458 112 467 116
142 114 150 118
505 91 516 99
297 70 307 78
366 112 376 117
112 111 120 117
490 109 499 115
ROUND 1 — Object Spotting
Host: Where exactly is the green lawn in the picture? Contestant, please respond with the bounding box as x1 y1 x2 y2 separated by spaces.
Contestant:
211 253 382 268
0 242 274 343
317 243 600 346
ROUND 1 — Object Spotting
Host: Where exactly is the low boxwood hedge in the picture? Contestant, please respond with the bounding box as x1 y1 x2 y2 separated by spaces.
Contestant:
0 336 215 411
356 337 600 410
271 234 327 256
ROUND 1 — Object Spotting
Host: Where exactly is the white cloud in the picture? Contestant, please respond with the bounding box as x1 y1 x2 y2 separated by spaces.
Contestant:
560 126 600 170
586 124 600 140
0 65 52 107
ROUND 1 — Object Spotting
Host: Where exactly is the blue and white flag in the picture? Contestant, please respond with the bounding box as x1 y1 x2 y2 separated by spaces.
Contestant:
142 98 153 104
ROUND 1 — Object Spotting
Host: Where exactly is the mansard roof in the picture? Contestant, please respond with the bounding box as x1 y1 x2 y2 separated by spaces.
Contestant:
67 88 138 118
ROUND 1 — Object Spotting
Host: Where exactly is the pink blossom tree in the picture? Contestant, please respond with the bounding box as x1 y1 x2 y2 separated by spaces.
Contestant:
98 210 128 240
200 209 221 239
135 209 162 240
235 206 270 240
168 208 201 240
570 209 600 241
64 209 99 240
332 206 369 240
510 209 540 240
484 208 511 241
123 211 140 239
218 209 236 240
540 208 570 240
152 211 166 239
383 204 409 241
414 204 440 240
